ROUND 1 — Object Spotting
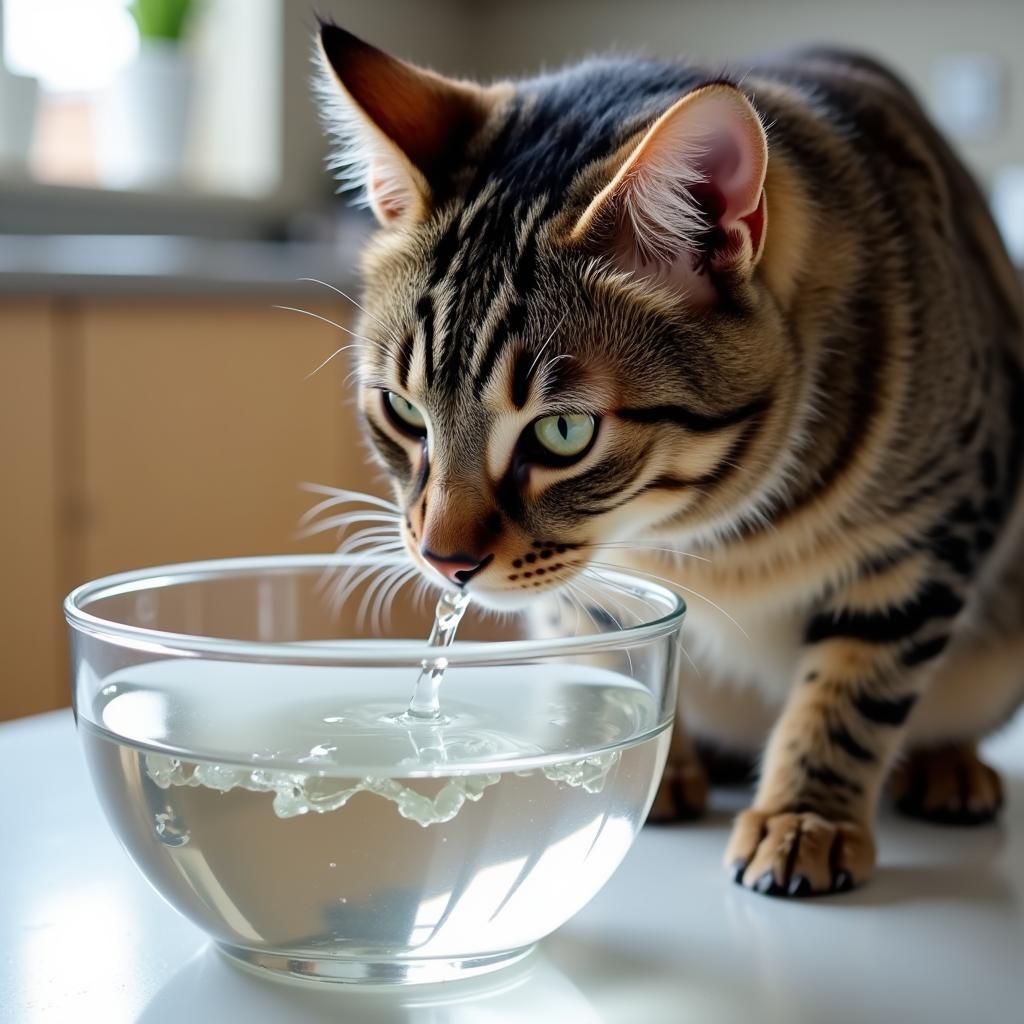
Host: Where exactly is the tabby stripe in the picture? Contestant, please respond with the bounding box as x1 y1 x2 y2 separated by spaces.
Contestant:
928 528 974 577
409 440 430 503
618 395 770 433
828 725 876 763
366 421 410 480
474 301 527 391
511 347 534 409
900 634 950 667
396 333 414 390
957 411 981 447
428 217 462 287
801 759 864 795
851 692 918 727
641 420 761 495
416 295 435 388
804 581 963 645
1003 350 1024 500
766 289 889 527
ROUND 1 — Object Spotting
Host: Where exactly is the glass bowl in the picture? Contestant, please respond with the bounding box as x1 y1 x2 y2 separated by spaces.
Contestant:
66 554 684 985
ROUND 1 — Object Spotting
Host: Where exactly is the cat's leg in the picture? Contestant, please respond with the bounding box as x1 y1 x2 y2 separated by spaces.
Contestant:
648 715 708 821
648 669 773 822
724 586 964 896
889 743 1004 825
890 546 1024 823
890 627 1024 824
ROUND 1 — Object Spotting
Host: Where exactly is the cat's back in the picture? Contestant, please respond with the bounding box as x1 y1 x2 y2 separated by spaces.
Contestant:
743 46 1022 335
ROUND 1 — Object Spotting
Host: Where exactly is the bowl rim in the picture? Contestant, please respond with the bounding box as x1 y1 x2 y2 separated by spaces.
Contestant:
65 554 686 665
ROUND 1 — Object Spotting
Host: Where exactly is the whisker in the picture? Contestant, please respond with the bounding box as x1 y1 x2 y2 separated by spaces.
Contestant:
568 576 635 675
375 564 420 635
299 511 400 539
302 344 369 380
300 492 398 526
595 572 703 678
580 568 661 626
356 560 408 633
300 483 400 512
577 542 711 563
586 561 748 640
527 312 568 382
297 277 404 346
328 556 402 619
273 304 384 349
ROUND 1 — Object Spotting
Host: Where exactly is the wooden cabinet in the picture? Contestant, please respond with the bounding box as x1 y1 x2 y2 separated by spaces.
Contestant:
0 296 374 720
0 304 63 720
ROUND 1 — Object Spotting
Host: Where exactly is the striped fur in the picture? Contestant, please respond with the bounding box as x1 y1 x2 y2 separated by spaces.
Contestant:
316 26 1024 898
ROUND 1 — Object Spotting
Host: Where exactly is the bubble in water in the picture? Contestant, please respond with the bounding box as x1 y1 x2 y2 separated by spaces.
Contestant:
145 754 503 828
154 809 191 847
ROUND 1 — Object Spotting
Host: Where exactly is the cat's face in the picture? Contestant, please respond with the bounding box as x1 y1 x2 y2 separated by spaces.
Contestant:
317 25 796 609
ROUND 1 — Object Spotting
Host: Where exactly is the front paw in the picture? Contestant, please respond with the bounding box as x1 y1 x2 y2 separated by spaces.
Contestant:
724 809 876 897
890 745 1004 825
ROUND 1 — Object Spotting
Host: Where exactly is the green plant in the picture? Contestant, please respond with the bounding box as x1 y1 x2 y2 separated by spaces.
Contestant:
129 0 194 42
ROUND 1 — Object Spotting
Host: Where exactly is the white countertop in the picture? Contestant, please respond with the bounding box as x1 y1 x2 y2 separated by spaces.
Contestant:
2 708 1023 1023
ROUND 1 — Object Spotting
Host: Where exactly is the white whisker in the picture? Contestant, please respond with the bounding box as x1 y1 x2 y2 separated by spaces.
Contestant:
302 344 369 380
299 512 400 539
586 561 748 640
297 277 403 346
579 541 711 563
274 304 383 349
527 312 568 382
299 483 399 512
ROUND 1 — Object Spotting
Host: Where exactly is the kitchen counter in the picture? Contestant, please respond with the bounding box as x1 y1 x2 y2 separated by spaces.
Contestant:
2 708 1023 1024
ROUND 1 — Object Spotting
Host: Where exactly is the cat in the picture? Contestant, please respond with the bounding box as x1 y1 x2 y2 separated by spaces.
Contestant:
314 20 1024 898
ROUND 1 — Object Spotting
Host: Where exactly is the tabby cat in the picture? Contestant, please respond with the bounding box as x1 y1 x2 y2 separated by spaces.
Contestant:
314 21 1024 898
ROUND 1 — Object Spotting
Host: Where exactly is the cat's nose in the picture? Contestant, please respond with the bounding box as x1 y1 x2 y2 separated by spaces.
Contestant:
420 548 491 586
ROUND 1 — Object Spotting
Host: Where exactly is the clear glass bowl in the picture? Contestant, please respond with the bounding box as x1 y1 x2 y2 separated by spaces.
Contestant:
66 555 684 985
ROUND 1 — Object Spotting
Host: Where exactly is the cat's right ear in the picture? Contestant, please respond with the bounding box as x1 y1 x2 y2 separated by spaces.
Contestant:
568 84 768 306
315 23 495 228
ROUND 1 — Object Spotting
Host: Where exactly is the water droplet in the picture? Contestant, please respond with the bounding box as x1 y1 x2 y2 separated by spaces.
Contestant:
154 810 190 847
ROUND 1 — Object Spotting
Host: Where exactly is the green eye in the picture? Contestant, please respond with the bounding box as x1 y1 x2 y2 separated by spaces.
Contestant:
384 391 426 435
533 414 596 460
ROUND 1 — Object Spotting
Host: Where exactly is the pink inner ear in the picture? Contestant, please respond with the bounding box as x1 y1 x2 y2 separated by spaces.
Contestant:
694 122 765 255
368 156 412 224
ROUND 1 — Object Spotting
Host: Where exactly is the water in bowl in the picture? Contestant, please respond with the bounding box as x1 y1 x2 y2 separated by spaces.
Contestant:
79 642 669 980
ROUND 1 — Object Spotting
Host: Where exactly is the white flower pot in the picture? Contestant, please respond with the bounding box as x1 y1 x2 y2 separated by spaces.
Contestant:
95 41 194 188
0 66 39 171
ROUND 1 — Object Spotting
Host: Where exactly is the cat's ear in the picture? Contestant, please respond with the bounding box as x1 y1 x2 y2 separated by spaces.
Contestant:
570 84 768 305
316 23 493 228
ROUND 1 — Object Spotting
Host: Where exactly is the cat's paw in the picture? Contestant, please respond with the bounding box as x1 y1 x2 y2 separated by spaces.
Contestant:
725 810 875 897
647 759 708 823
890 745 1004 825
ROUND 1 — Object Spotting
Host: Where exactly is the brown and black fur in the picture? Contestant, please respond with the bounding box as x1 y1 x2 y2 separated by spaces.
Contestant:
315 25 1024 898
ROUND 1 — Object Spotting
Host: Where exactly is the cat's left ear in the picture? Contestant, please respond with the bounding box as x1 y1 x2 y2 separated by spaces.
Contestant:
570 84 768 305
316 23 496 228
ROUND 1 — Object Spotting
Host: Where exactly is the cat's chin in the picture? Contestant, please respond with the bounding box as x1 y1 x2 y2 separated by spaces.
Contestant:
463 584 562 612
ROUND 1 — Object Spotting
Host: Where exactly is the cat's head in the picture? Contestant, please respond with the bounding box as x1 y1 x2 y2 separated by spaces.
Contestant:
315 23 800 609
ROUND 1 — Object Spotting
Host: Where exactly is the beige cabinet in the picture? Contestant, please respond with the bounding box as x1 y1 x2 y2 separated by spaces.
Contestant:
0 296 372 720
0 303 64 720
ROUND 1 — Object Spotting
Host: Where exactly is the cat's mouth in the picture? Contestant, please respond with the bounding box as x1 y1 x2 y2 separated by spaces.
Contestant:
402 532 589 610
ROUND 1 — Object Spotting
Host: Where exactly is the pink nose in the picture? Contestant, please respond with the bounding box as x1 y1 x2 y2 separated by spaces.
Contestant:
421 548 489 586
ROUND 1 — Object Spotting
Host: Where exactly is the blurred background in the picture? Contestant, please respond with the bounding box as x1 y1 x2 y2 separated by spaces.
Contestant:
2 0 1023 720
